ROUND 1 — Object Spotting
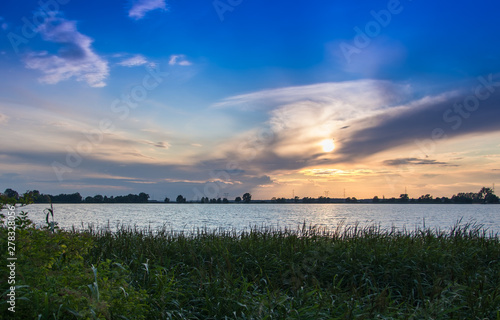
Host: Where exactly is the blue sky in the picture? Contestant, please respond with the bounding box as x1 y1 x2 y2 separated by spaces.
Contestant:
1 0 500 200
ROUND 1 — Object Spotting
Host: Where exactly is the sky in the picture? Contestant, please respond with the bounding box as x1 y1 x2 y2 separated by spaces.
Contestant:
0 0 500 201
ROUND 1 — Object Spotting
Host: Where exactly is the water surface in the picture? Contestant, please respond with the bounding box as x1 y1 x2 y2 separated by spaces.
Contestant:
10 203 500 235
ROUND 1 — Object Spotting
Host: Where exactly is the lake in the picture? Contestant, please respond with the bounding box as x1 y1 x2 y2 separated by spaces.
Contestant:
8 203 500 235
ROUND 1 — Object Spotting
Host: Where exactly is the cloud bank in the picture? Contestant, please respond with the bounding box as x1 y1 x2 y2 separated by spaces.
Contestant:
2 77 498 199
214 78 500 173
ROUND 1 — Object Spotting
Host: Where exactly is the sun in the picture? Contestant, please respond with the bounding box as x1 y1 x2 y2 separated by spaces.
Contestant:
319 139 335 152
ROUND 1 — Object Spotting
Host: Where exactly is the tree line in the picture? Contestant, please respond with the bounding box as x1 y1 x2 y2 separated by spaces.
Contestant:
0 189 150 204
372 187 498 204
0 189 254 205
1 187 497 205
165 193 252 204
270 187 499 204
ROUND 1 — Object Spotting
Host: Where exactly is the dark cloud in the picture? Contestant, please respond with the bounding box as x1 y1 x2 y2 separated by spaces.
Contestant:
383 158 452 166
338 83 500 160
210 78 500 174
145 141 170 149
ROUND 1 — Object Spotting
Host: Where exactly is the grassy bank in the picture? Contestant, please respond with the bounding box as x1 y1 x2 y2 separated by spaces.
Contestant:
1 216 500 319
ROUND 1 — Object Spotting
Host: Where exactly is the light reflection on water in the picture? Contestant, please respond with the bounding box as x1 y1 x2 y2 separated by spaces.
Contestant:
9 203 500 235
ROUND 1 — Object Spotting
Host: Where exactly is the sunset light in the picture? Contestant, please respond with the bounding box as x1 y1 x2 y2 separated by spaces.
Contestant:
320 139 336 152
1 2 499 317
0 0 499 200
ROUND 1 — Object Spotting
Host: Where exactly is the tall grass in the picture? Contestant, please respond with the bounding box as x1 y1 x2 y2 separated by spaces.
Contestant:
2 221 500 319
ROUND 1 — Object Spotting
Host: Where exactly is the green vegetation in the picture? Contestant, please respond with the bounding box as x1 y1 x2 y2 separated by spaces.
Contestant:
1 208 499 319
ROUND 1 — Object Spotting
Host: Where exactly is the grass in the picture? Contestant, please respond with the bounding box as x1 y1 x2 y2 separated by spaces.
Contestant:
1 216 500 319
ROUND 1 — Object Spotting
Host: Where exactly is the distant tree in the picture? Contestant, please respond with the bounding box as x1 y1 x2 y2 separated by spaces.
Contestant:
85 196 94 203
302 197 314 203
345 197 358 203
93 195 104 203
176 195 186 203
478 187 491 200
317 196 330 203
71 192 83 203
242 193 252 203
441 197 452 204
478 187 499 203
217 198 222 203
50 192 82 203
452 192 476 204
235 196 242 203
4 188 19 199
29 191 49 203
23 190 45 203
418 194 433 203
294 196 300 203
276 197 287 203
372 196 380 203
485 193 499 204
0 188 19 207
164 197 170 203
271 197 277 203
399 194 409 203
138 192 150 203
222 198 229 203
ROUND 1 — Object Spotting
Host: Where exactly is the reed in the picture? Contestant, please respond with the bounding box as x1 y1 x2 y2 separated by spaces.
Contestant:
2 220 499 319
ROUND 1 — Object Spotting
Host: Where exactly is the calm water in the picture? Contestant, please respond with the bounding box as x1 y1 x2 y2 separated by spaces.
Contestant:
8 203 500 235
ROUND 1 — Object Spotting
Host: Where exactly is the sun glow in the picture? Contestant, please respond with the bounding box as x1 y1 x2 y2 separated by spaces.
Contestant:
320 139 335 152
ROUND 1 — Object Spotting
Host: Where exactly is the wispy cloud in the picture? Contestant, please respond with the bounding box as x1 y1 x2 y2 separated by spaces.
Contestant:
144 141 171 149
300 168 376 177
117 54 148 67
383 158 452 166
23 13 109 87
129 0 167 20
213 80 409 111
168 54 192 66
